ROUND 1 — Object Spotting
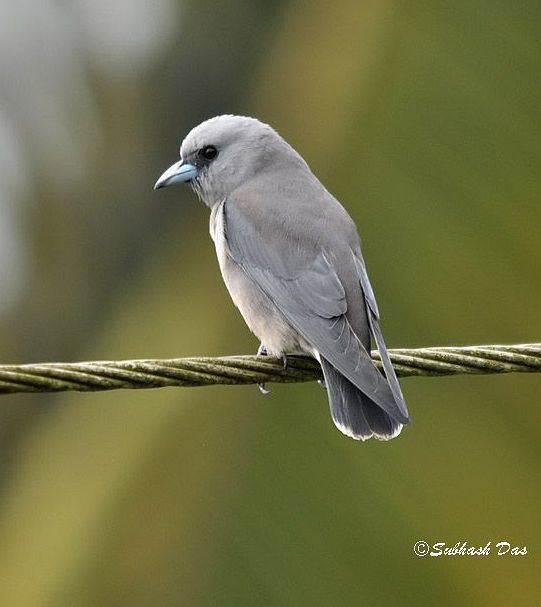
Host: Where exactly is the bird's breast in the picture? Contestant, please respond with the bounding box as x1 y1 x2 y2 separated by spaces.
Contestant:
209 199 228 273
208 199 304 356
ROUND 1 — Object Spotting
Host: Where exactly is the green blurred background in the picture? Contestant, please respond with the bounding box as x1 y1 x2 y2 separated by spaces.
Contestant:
0 1 539 605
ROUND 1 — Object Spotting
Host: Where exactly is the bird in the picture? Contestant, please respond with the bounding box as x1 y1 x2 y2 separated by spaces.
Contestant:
154 115 410 440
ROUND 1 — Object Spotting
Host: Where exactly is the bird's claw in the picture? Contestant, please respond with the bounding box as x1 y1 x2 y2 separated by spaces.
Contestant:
258 382 270 395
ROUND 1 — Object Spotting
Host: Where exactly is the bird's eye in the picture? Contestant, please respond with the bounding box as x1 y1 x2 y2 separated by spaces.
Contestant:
200 145 218 161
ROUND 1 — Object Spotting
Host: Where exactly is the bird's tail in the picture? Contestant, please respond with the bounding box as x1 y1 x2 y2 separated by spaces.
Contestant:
320 357 403 441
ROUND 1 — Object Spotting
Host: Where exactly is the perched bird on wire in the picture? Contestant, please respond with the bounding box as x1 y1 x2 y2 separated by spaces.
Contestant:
155 115 410 440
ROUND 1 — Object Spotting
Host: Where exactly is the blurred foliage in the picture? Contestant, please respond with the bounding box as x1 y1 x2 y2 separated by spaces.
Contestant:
0 0 540 605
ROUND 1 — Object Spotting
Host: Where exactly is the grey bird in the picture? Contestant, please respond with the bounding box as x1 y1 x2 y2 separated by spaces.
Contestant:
154 115 410 440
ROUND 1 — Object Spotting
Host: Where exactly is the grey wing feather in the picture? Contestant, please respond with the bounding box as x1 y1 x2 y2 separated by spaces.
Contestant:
224 199 409 425
353 254 410 422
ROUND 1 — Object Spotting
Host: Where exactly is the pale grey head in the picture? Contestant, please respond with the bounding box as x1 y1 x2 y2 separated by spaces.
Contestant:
154 115 308 207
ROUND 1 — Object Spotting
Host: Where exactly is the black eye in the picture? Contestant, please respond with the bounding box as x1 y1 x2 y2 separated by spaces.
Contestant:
199 145 218 161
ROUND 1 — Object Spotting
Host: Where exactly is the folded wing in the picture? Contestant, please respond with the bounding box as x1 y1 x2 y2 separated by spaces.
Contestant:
224 198 409 425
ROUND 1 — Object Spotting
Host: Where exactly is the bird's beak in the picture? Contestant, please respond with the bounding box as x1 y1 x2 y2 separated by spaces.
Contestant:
154 161 198 190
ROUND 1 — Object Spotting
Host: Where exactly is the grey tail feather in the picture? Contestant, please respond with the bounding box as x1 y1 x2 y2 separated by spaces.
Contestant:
320 357 403 441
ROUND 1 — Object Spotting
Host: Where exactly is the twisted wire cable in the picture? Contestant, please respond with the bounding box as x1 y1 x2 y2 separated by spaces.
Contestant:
0 343 539 395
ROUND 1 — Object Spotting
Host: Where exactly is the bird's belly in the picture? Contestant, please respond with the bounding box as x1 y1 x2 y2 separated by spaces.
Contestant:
224 256 305 355
210 202 305 356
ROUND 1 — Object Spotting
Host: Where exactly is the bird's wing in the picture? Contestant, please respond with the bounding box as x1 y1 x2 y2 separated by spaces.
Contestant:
353 254 409 422
223 197 409 424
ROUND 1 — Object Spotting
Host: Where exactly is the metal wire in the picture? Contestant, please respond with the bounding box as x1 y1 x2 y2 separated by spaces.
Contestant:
0 343 539 395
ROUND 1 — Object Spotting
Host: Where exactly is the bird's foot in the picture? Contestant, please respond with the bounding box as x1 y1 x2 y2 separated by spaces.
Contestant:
257 343 268 357
318 379 327 390
255 346 287 394
257 343 269 394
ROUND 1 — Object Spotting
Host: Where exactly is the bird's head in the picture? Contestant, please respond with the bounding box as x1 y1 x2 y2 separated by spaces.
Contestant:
154 115 307 207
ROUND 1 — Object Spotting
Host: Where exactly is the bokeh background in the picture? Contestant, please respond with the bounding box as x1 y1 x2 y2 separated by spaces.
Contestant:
0 1 539 605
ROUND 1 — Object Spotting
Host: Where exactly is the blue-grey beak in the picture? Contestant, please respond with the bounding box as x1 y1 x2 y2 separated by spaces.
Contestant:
154 161 198 190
